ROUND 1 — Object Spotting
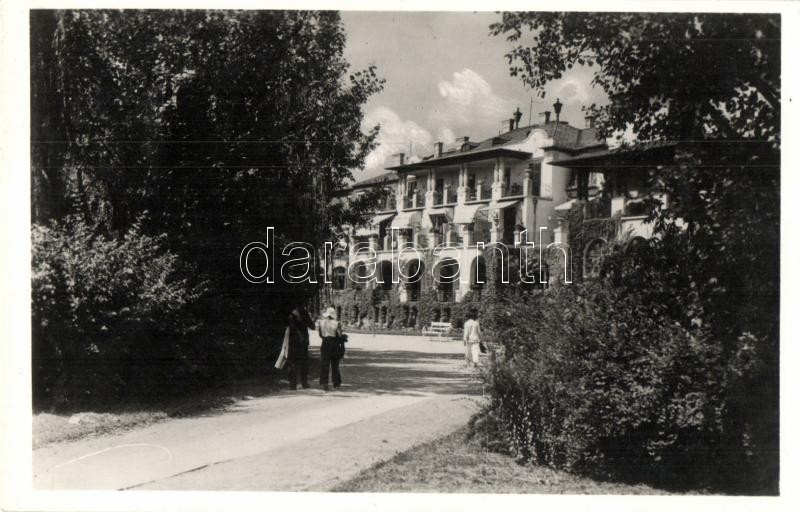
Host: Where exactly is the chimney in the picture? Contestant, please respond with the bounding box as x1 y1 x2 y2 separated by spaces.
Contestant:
540 110 551 124
553 98 563 123
434 142 443 157
501 119 514 133
584 115 596 128
513 107 523 127
393 152 405 166
456 136 470 151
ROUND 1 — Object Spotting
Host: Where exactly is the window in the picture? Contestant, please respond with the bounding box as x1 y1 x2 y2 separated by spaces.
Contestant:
467 174 476 200
405 259 424 302
470 256 486 299
436 258 459 302
434 178 444 205
529 162 542 196
378 261 393 291
407 180 417 197
583 238 607 278
332 266 346 290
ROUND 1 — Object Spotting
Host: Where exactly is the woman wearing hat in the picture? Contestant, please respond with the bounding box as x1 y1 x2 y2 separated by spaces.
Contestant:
318 306 344 391
285 303 315 390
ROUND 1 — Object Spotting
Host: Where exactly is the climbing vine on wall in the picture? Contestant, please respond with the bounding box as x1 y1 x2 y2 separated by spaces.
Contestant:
564 201 622 283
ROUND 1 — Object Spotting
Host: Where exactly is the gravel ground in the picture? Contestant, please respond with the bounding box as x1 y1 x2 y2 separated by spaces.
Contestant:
34 333 483 491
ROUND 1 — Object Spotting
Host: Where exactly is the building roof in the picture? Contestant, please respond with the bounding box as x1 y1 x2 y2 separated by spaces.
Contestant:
550 140 678 168
388 147 533 170
348 171 398 190
387 121 605 172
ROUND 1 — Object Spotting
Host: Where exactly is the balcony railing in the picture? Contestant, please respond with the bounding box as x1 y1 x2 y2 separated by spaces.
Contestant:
623 199 649 217
380 195 396 211
467 183 488 201
502 182 524 198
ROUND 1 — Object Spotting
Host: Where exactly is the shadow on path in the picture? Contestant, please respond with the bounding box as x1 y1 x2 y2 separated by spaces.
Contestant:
331 348 481 397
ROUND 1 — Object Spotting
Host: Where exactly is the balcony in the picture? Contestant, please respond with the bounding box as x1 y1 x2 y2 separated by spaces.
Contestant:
584 196 612 219
403 194 423 209
502 182 525 198
467 183 489 201
379 195 397 212
433 188 458 206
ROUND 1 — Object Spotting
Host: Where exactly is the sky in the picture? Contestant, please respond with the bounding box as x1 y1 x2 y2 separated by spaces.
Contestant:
340 11 607 181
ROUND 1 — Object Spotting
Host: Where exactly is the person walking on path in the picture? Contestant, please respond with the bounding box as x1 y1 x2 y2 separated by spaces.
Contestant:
318 307 344 391
286 304 315 390
462 309 482 368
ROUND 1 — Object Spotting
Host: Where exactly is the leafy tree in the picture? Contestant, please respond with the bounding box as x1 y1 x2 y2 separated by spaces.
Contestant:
30 10 385 405
491 13 778 144
491 13 779 492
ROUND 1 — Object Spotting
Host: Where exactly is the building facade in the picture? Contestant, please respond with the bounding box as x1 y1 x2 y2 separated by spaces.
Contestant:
327 106 668 329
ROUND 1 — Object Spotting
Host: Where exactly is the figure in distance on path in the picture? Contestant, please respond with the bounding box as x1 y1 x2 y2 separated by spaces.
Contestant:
462 308 482 368
318 306 344 391
285 303 315 390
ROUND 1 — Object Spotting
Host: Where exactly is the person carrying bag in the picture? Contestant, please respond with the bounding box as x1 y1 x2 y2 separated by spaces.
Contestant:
318 307 344 391
462 308 483 368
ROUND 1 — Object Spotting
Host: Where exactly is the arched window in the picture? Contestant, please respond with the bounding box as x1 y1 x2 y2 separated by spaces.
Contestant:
436 258 459 302
378 260 394 291
583 238 607 278
351 262 371 290
404 259 424 301
624 236 648 255
332 266 347 290
470 256 486 298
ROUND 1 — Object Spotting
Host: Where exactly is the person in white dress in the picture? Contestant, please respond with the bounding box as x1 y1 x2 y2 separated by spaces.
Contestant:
462 308 482 367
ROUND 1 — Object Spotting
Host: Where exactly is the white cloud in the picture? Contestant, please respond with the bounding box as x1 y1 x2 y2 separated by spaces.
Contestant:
361 106 433 175
555 78 590 105
431 68 516 137
436 126 456 144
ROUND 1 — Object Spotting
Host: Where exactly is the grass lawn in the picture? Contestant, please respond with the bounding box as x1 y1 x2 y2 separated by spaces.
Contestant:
332 426 684 494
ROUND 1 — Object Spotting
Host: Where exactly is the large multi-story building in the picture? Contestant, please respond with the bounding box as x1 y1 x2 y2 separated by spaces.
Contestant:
327 103 666 329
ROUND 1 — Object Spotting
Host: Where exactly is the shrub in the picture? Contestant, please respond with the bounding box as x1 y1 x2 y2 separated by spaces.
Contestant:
31 216 206 408
480 276 775 493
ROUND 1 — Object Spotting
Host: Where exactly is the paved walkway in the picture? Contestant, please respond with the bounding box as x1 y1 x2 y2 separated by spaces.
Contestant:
33 333 483 491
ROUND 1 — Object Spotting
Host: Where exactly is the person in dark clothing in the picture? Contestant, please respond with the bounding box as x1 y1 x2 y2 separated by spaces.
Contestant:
318 306 343 391
286 305 315 390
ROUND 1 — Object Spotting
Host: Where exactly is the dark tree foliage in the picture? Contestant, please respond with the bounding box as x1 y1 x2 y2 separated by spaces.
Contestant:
488 13 779 493
30 10 384 407
491 13 778 144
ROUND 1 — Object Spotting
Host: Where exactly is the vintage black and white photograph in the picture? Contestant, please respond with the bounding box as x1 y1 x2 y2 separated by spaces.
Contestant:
0 0 792 508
